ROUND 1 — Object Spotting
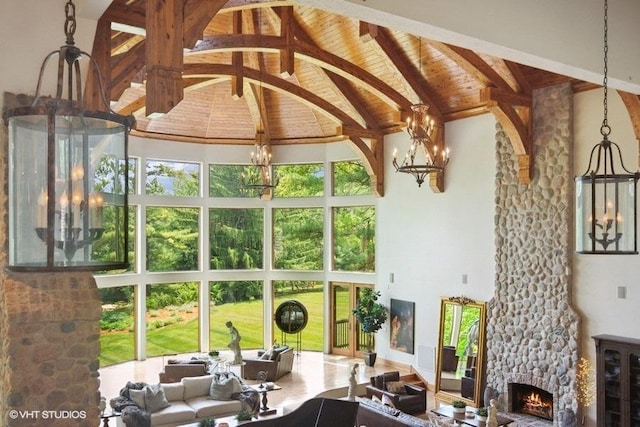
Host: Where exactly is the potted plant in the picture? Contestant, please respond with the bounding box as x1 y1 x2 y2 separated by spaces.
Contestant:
208 350 220 357
199 417 216 427
352 288 387 366
235 410 254 423
476 407 488 421
451 400 467 414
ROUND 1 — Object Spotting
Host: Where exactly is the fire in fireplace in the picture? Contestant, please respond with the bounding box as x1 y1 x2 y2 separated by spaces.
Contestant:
509 383 553 421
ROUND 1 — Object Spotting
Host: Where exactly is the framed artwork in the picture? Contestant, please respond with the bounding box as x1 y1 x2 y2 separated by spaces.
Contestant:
390 298 415 354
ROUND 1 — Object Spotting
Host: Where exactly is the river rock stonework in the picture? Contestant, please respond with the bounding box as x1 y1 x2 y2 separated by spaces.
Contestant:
486 82 580 425
0 272 102 427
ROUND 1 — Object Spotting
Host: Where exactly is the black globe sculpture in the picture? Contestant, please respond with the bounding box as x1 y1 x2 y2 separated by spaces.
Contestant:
275 300 308 334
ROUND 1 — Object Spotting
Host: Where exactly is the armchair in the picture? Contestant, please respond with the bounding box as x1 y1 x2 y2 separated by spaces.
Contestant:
243 345 294 382
365 371 427 415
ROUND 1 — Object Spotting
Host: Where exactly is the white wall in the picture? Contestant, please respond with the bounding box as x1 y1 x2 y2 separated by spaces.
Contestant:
573 89 640 360
376 114 497 382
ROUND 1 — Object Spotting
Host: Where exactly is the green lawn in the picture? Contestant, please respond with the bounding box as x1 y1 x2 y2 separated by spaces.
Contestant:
100 288 325 367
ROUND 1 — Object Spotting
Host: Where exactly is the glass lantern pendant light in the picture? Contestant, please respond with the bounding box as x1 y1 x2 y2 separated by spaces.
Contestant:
575 0 640 254
3 1 134 270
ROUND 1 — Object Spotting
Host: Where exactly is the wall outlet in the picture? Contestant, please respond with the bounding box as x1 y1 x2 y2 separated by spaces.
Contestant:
462 274 468 284
617 286 626 299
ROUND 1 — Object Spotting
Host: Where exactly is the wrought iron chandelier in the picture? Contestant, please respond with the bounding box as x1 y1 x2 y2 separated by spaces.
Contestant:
575 0 640 254
242 131 277 197
392 103 449 187
3 0 134 270
392 37 449 187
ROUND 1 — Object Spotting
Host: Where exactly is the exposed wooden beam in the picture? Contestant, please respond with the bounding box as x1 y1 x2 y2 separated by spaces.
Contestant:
231 11 244 100
618 90 640 169
85 16 112 111
188 34 413 111
429 41 512 92
145 0 184 115
278 6 295 77
480 87 531 107
361 24 443 119
109 41 146 101
184 0 229 48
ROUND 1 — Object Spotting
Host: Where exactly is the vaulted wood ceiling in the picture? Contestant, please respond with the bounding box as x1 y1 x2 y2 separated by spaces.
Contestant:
87 0 640 195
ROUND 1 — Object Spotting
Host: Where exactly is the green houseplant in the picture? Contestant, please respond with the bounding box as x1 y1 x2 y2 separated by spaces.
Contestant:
236 410 254 422
352 288 387 366
198 417 216 427
476 407 488 421
451 400 467 414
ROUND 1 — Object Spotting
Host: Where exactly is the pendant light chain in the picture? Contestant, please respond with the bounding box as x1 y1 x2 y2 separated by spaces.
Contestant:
601 0 610 138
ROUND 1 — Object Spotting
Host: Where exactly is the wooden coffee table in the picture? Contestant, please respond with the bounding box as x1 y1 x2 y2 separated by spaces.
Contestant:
432 405 514 426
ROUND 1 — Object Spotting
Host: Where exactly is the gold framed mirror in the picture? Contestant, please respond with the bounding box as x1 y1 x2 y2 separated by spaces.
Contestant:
434 296 486 408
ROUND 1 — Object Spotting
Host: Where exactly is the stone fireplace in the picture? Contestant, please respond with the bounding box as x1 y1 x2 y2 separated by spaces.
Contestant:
485 82 581 426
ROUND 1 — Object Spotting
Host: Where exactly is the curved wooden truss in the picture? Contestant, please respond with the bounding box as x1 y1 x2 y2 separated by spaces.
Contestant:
87 0 631 195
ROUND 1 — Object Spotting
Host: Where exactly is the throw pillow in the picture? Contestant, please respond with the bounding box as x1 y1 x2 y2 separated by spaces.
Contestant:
386 380 407 394
209 373 243 400
382 393 396 408
259 347 274 360
129 389 146 409
144 383 170 413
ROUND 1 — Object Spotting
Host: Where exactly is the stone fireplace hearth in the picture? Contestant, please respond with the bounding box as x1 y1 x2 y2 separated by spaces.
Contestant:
509 382 554 421
485 82 581 426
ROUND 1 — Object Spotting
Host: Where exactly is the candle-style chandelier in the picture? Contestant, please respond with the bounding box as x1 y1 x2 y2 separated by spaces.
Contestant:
392 103 449 187
3 0 134 270
392 37 449 187
242 131 277 197
575 0 640 254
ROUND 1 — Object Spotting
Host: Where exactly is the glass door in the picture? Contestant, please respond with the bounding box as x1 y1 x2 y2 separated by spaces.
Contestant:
604 348 622 426
629 352 640 426
330 282 372 357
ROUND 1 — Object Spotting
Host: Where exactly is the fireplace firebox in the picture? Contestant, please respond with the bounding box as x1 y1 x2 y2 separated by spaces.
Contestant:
508 383 553 421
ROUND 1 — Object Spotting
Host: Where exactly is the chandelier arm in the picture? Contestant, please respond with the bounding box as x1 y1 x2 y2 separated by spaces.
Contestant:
609 141 636 174
581 142 604 176
73 57 83 106
32 51 63 106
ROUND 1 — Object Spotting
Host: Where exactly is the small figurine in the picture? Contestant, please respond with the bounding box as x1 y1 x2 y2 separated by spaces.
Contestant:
487 398 498 427
226 321 243 364
347 362 359 401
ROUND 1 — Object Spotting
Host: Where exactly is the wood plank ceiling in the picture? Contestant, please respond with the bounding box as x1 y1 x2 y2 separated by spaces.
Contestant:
88 0 614 195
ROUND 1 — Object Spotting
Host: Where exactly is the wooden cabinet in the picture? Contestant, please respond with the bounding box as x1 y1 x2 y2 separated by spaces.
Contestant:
593 335 640 427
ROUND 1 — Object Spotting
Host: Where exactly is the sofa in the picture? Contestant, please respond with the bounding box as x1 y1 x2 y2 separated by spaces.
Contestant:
243 345 294 381
111 373 259 427
158 359 209 383
356 398 439 427
366 371 427 415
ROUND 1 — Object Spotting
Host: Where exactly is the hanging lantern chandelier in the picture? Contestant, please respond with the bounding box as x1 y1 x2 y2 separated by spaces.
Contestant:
575 0 640 254
3 0 134 270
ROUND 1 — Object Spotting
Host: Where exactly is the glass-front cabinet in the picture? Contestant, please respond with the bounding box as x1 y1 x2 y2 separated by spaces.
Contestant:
593 335 640 427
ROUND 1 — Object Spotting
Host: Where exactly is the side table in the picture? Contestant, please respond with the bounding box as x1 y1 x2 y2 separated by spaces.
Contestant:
250 383 282 415
100 410 121 427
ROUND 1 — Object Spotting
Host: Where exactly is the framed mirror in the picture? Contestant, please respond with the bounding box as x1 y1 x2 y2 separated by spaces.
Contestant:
434 296 486 408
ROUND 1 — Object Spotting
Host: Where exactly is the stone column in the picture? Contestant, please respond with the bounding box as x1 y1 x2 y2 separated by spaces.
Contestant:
486 83 580 425
0 273 102 427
